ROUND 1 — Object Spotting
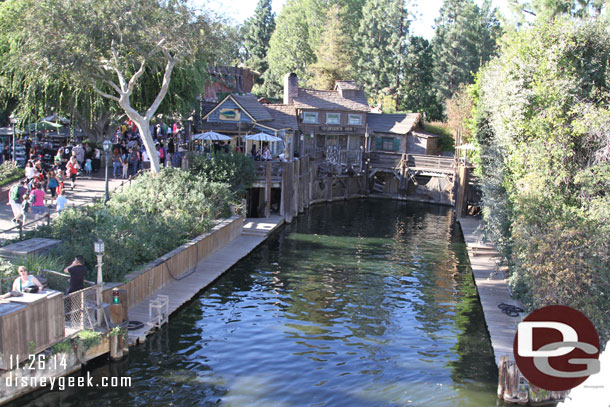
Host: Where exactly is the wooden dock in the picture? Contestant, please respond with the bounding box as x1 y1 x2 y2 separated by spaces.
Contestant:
126 216 284 345
458 216 523 366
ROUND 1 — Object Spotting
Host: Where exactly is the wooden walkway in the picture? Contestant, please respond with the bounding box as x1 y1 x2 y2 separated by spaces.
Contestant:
126 216 285 345
458 216 524 366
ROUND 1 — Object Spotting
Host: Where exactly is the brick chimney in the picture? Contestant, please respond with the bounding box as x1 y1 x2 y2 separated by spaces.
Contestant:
283 73 298 105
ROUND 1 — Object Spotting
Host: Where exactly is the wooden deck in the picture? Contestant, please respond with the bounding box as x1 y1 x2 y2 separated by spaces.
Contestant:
458 216 523 366
126 216 284 344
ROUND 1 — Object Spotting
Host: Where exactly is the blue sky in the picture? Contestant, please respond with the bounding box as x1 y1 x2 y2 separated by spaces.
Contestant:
192 0 512 39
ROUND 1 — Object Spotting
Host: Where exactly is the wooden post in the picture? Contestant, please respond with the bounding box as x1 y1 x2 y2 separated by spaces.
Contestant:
292 160 298 218
265 161 271 218
455 164 468 218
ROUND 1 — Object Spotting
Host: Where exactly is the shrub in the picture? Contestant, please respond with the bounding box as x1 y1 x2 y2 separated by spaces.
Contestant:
23 168 235 282
188 151 256 196
0 161 22 186
422 121 455 153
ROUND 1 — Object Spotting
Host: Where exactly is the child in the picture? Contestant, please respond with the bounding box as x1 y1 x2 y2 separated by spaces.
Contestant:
84 158 92 174
56 190 68 215
47 171 58 206
56 170 65 197
21 193 32 224
121 154 128 178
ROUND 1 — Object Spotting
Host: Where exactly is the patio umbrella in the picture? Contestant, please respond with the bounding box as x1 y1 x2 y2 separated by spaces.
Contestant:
244 132 282 142
192 131 232 141
27 120 63 132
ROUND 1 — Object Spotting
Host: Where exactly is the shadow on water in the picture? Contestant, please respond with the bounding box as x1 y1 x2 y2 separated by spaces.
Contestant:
9 199 507 407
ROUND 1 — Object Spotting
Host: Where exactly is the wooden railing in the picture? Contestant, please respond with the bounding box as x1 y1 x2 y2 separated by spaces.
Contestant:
368 152 454 173
254 161 283 182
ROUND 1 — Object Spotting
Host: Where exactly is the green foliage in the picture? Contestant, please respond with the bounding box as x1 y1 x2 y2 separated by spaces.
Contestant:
354 0 409 104
0 161 22 186
51 340 73 355
243 0 276 76
422 121 455 153
188 152 256 196
471 18 610 344
307 4 352 90
399 36 443 121
109 326 127 338
28 341 35 354
25 168 234 281
265 0 316 97
76 330 102 349
432 0 501 111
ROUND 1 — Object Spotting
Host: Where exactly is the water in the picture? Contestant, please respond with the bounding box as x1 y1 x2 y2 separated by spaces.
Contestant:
12 200 501 407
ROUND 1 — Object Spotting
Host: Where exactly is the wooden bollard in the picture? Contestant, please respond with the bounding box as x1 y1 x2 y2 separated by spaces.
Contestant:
110 334 123 361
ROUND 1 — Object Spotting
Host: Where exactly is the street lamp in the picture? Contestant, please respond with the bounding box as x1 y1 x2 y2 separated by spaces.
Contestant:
102 137 112 204
9 114 19 164
94 239 105 327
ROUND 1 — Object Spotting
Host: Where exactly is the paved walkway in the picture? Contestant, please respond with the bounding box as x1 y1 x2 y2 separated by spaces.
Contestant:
126 215 285 345
458 216 524 366
0 174 127 240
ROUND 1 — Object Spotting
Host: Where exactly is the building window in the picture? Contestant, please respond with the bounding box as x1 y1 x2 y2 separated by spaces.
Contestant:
376 136 400 152
326 113 340 124
303 112 318 124
348 114 362 125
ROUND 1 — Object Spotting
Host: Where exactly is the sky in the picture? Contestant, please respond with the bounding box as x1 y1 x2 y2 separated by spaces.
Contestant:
192 0 512 40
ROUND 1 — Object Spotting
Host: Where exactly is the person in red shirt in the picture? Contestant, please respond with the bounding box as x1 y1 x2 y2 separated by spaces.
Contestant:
66 156 80 190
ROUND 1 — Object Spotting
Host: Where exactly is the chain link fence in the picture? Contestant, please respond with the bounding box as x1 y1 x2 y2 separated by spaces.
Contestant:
64 285 99 337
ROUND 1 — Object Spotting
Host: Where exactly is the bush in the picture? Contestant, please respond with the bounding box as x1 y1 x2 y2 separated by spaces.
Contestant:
23 168 235 282
422 121 455 153
0 161 22 186
188 151 256 196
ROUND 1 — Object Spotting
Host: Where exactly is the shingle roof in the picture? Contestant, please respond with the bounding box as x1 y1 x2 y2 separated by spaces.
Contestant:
366 113 422 134
264 104 298 131
334 81 360 91
232 94 273 122
293 89 369 112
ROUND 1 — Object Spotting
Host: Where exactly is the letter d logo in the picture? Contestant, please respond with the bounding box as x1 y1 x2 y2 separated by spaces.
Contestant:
513 305 600 391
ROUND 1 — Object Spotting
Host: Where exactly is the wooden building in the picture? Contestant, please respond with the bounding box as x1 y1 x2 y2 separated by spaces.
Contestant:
200 93 298 157
283 73 369 169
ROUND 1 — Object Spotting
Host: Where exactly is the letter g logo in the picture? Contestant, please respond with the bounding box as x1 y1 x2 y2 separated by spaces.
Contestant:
513 305 600 391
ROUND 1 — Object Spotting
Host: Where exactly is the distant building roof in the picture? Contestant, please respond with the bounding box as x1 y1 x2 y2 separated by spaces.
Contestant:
334 81 360 91
265 105 298 131
293 89 369 112
366 113 422 135
411 129 440 139
232 94 273 122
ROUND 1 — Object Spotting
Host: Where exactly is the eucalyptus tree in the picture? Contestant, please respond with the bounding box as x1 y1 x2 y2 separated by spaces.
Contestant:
2 0 221 174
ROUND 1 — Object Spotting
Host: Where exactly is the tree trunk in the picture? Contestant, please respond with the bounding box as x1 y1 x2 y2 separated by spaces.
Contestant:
132 118 160 174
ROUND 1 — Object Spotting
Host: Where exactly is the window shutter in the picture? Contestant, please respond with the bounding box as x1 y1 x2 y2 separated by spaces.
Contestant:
393 138 400 151
375 137 382 150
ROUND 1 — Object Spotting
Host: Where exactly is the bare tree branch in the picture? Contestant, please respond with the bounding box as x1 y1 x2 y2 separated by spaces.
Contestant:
91 80 120 102
145 49 175 121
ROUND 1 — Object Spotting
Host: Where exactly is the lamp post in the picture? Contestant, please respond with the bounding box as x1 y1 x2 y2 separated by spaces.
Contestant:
94 239 105 327
9 114 19 163
102 137 112 204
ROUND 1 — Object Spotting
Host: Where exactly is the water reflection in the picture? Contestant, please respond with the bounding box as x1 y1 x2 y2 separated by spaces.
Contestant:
11 200 502 407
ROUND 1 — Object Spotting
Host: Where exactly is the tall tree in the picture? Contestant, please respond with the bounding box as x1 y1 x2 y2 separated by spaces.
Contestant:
3 0 221 174
354 0 409 105
243 0 276 76
307 4 353 89
265 0 315 97
399 36 443 120
432 0 500 111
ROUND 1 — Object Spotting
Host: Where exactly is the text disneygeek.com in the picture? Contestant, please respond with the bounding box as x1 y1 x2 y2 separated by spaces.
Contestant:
5 372 131 391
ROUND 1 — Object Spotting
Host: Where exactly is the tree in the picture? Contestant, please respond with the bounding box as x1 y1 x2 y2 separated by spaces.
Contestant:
470 19 610 344
307 4 353 89
399 36 443 120
243 0 276 76
354 0 410 104
432 0 500 110
4 0 221 174
265 0 316 97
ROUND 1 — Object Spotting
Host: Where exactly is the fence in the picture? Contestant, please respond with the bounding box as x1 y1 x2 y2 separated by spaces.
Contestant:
64 285 99 337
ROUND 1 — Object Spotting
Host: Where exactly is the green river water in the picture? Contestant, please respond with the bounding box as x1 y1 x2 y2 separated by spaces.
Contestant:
12 199 503 407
